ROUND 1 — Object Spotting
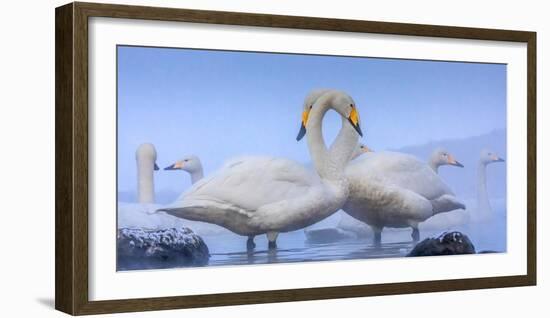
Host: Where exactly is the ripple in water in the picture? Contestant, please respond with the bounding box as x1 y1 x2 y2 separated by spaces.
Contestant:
205 231 414 267
203 213 506 267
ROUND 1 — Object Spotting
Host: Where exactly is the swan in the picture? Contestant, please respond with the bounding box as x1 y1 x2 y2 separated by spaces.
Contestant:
301 90 371 161
164 153 389 247
351 144 372 160
164 155 267 248
118 143 189 231
428 148 464 173
336 148 464 236
475 149 505 221
135 143 159 203
342 151 466 245
162 155 236 237
158 90 363 250
303 143 372 242
164 155 204 184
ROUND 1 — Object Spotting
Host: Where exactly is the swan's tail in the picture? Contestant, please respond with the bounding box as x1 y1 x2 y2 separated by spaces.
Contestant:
431 194 467 215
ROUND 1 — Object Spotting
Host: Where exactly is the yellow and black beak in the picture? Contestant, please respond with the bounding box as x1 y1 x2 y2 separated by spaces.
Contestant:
348 107 363 137
452 161 464 168
164 162 183 170
296 109 309 141
447 155 464 168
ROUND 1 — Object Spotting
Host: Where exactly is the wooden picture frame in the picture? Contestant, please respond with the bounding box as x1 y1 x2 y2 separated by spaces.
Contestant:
55 2 536 315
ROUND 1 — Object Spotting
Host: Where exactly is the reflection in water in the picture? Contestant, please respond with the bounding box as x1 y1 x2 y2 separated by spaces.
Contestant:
114 210 506 270
203 211 506 267
208 234 413 267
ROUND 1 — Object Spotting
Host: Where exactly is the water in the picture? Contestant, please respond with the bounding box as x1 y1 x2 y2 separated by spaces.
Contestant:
206 231 413 266
117 207 507 269
202 211 506 267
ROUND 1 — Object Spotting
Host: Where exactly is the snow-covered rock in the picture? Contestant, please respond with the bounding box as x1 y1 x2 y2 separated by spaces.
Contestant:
407 231 475 256
117 227 210 270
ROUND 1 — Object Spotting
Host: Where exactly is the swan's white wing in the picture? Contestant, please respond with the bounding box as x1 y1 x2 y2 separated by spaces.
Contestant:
347 151 454 201
118 203 182 230
344 178 434 227
166 156 321 216
117 202 230 235
430 194 466 213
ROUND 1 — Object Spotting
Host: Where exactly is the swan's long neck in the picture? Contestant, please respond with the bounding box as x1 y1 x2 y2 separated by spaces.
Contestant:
306 93 358 181
190 168 204 184
306 104 330 178
327 116 360 178
137 158 155 204
477 161 491 216
428 159 439 173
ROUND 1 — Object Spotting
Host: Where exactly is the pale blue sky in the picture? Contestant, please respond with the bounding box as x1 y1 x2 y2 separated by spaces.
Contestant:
117 45 506 194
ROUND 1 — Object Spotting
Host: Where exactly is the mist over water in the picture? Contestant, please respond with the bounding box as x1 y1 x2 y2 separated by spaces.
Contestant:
175 208 506 267
116 46 507 268
118 128 507 267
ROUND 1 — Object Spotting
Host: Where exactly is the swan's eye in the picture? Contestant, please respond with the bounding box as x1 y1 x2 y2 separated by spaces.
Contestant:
184 159 189 162
350 104 354 108
309 105 313 109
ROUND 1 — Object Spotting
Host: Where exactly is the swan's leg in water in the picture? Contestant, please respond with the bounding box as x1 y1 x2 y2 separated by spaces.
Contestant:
267 231 279 249
372 226 383 247
246 235 256 250
411 225 420 242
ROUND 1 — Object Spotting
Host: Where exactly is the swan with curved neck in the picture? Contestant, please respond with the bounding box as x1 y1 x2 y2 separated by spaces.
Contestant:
476 149 505 221
299 90 363 179
135 143 159 204
428 148 463 173
164 148 371 248
165 155 204 184
159 90 362 250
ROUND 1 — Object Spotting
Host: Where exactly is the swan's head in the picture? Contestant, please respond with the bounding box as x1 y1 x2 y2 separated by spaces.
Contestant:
351 143 373 160
480 149 505 165
164 155 202 173
296 89 330 141
302 89 331 110
135 143 159 171
297 90 363 140
327 91 363 137
431 148 463 168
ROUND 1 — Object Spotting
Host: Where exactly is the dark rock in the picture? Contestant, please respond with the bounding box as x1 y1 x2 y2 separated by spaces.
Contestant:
117 227 210 270
305 227 357 244
407 231 475 257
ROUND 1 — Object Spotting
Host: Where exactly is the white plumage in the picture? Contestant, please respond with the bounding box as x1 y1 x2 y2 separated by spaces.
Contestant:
343 151 465 244
475 149 505 222
135 143 159 203
119 145 230 236
158 90 363 249
166 156 330 235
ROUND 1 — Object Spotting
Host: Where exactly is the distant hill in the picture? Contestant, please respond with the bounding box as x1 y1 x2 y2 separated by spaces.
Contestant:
393 129 506 199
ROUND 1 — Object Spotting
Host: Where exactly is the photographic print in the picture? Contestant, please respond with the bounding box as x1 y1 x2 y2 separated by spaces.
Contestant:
116 45 507 271
55 4 535 314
